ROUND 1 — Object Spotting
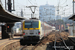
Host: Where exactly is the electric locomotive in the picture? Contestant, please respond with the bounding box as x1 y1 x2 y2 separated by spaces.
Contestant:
22 18 54 43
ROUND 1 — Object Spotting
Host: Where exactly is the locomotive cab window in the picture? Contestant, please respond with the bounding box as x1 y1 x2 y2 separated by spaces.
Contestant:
25 21 39 28
25 21 31 28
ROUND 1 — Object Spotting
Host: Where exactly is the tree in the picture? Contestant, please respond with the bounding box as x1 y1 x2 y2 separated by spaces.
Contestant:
19 28 21 31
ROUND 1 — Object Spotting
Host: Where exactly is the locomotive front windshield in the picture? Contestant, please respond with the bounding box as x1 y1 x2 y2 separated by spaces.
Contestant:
25 21 38 28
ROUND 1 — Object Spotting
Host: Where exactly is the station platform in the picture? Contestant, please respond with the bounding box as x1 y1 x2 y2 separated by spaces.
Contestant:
0 36 23 50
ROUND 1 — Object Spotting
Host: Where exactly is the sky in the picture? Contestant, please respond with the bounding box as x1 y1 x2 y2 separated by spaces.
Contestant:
1 0 73 18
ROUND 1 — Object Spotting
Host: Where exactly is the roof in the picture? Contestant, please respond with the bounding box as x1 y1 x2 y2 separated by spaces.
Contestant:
0 1 25 23
69 14 75 21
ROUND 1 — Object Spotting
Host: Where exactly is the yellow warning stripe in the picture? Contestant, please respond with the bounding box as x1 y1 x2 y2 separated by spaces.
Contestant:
23 20 41 30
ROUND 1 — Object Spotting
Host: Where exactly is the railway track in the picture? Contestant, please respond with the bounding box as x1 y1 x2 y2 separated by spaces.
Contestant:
19 45 27 50
19 44 36 50
19 31 69 50
54 32 70 50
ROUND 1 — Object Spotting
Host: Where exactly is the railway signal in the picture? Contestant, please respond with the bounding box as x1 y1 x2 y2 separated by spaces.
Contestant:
6 25 11 32
6 24 14 33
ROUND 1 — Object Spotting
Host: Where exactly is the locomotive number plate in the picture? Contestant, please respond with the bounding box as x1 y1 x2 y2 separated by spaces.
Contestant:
30 30 34 33
30 33 33 34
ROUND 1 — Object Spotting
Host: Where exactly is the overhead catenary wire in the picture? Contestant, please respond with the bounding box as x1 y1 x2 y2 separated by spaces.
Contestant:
60 0 67 6
12 1 26 14
8 0 38 12
56 5 72 12
28 0 33 5
15 2 26 7
56 0 72 17
32 0 38 5
59 8 72 12
57 5 73 17
35 0 38 5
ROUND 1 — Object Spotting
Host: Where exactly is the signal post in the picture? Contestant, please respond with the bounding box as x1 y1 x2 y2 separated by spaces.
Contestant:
6 23 14 39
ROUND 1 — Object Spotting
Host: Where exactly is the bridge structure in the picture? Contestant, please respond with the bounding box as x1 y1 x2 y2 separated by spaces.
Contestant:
0 0 25 39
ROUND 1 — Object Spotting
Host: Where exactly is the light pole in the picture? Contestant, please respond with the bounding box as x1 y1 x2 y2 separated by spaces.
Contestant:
43 8 46 36
73 0 75 36
73 0 74 14
56 4 68 31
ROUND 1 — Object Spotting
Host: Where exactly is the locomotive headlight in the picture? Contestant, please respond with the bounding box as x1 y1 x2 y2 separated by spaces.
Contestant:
38 30 40 35
38 33 40 35
23 33 25 35
23 32 25 35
